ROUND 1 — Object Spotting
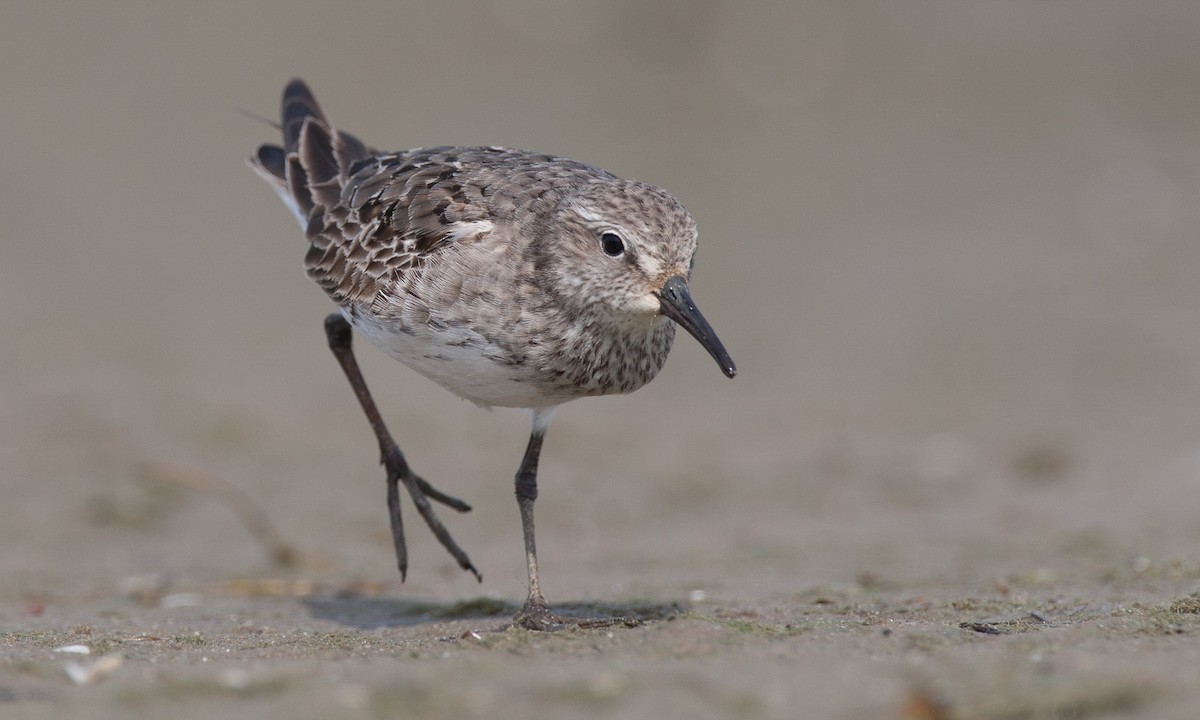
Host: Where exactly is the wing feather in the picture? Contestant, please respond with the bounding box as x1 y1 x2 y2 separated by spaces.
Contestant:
250 79 610 312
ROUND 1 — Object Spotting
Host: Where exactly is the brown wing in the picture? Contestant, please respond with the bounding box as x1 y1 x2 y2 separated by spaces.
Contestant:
296 142 604 310
250 79 613 311
301 145 506 308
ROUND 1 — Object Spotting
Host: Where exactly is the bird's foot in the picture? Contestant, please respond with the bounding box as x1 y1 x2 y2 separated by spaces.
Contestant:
383 448 472 513
513 598 562 631
512 598 642 631
381 447 480 581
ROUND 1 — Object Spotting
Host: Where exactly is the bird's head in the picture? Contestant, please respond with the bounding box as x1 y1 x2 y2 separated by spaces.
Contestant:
541 178 736 379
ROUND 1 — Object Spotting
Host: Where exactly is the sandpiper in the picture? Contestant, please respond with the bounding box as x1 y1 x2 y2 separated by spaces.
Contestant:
250 79 735 630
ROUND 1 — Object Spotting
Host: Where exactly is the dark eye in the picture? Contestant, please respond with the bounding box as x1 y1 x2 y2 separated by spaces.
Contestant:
600 232 625 257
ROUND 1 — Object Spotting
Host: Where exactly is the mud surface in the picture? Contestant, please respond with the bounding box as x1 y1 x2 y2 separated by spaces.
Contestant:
4 3 1200 718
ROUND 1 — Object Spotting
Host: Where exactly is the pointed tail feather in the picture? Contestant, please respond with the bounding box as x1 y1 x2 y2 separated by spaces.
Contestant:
281 78 325 153
253 144 286 179
249 78 374 228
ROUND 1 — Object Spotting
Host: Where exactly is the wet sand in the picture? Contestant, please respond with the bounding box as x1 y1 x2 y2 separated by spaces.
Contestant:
4 3 1200 717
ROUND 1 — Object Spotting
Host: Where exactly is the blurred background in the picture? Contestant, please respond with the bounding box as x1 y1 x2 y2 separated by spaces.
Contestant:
3 1 1200 605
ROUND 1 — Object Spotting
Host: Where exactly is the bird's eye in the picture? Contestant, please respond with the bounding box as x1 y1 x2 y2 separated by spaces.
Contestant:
600 232 625 257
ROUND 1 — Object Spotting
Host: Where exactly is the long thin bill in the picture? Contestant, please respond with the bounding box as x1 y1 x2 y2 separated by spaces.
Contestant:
656 276 737 378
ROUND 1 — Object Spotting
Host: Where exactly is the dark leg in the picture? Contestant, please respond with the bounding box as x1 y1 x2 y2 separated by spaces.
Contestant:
509 408 643 632
512 418 555 630
323 313 479 581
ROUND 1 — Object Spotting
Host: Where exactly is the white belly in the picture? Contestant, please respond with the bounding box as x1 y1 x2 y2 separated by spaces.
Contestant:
345 309 571 409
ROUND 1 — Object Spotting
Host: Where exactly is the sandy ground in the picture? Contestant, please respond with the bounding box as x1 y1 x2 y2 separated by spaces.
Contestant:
5 2 1200 718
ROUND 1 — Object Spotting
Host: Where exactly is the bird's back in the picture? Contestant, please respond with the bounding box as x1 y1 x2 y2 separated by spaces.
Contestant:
249 80 669 408
251 81 602 310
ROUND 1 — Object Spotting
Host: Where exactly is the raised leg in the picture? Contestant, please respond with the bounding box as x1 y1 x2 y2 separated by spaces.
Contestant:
323 313 479 581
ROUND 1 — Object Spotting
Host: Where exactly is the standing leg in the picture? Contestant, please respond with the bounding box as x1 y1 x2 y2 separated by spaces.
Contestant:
323 313 480 581
513 408 558 630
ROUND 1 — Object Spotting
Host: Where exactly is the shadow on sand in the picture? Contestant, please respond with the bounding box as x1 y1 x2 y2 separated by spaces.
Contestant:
302 595 688 630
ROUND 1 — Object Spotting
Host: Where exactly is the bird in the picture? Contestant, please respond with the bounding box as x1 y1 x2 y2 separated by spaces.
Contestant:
249 78 735 630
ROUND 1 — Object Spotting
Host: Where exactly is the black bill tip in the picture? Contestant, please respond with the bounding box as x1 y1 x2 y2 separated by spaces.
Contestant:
656 276 737 378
